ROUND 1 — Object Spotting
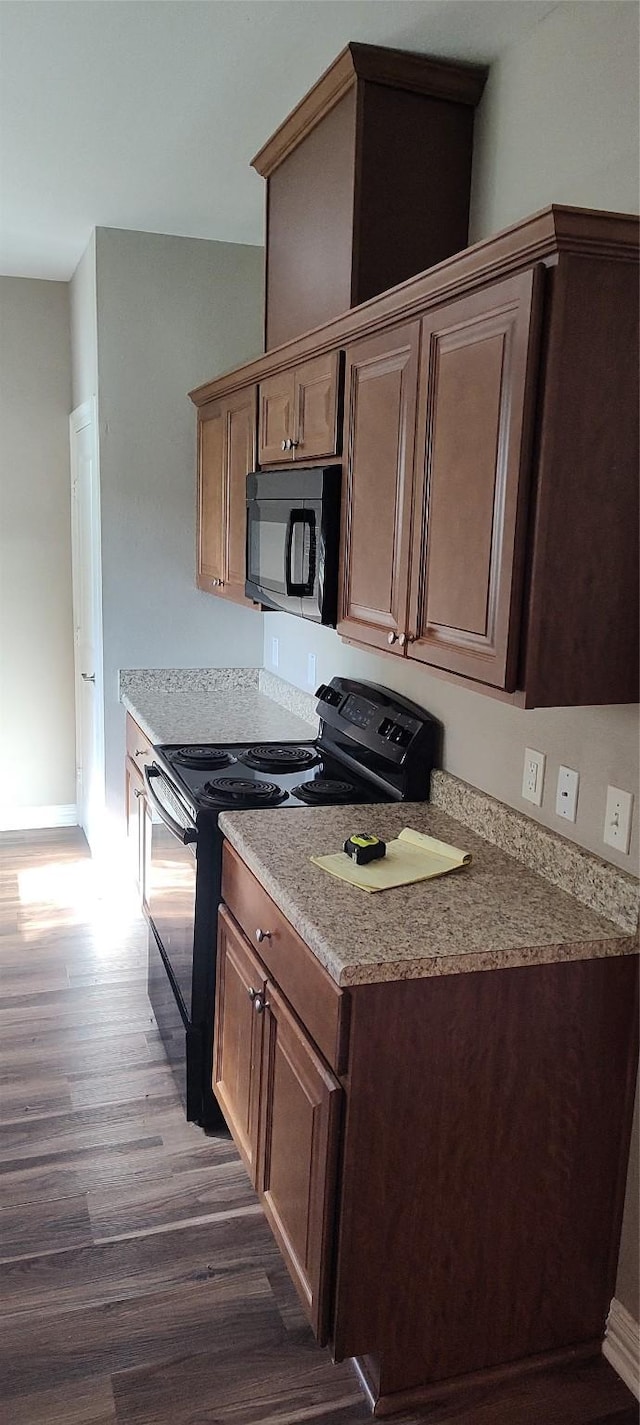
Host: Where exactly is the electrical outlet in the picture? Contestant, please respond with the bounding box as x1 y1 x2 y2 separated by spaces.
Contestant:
555 765 579 822
307 652 317 689
270 636 279 670
603 786 633 853
522 748 545 806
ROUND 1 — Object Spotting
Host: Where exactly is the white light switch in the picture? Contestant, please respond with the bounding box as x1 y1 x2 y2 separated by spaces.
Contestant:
604 786 633 854
522 748 545 806
555 766 579 822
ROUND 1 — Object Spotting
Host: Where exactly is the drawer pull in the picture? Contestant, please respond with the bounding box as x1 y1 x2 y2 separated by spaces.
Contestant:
255 928 271 943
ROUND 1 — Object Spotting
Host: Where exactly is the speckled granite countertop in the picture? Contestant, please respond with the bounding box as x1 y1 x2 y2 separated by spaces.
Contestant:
219 801 638 986
119 668 317 746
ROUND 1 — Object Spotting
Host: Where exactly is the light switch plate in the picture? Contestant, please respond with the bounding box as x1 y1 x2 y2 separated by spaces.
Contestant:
604 786 633 854
522 748 545 806
556 766 579 822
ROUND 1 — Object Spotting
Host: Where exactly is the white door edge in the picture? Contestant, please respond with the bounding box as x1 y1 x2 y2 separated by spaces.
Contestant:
69 395 106 857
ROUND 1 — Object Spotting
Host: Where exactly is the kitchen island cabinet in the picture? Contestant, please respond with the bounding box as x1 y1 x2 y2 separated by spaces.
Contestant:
215 803 638 1418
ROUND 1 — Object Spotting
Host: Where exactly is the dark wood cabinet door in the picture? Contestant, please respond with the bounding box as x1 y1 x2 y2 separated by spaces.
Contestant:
258 370 294 464
259 980 341 1345
225 387 257 602
196 399 227 591
338 323 420 652
294 351 342 460
409 269 542 689
213 907 267 1187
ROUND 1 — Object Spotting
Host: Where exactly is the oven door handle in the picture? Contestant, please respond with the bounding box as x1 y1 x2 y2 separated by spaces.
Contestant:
143 765 198 845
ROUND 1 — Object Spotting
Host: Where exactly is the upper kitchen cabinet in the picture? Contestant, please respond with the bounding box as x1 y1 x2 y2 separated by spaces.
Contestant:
338 210 639 707
252 43 487 349
408 270 542 690
258 351 343 464
338 323 420 653
196 386 258 605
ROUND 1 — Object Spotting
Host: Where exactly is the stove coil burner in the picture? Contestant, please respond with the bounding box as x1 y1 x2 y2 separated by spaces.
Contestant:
241 744 320 773
292 778 358 805
172 747 236 770
201 777 288 807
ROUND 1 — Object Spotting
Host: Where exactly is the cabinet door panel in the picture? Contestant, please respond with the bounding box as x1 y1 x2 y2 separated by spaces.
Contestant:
259 981 341 1344
213 907 266 1186
259 371 294 464
295 351 342 460
410 270 542 689
226 387 257 600
197 401 226 590
338 323 419 652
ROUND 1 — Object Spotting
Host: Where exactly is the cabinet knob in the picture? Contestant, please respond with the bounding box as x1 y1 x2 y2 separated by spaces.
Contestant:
133 788 143 799
252 993 269 1015
290 439 299 449
255 928 271 943
398 633 407 647
387 632 398 646
134 748 146 758
406 633 417 644
281 440 288 451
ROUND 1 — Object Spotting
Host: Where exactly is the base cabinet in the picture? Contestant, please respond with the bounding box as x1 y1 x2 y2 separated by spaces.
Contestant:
259 979 341 1344
214 900 341 1344
214 840 639 1418
124 713 155 908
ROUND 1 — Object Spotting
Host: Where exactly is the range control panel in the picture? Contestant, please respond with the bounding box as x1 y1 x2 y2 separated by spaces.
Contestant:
316 678 440 774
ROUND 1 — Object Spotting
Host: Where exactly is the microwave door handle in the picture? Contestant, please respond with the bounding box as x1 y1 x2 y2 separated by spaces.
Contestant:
143 765 198 845
285 511 316 597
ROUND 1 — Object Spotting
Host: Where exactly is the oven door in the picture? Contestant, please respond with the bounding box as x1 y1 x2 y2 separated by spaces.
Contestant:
143 764 198 1019
246 495 319 618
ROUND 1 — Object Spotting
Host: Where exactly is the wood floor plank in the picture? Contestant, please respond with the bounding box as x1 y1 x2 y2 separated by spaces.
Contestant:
0 829 636 1425
1 1270 284 1400
87 1156 254 1238
0 1211 279 1318
3 1375 117 1425
0 1190 93 1261
111 1337 366 1425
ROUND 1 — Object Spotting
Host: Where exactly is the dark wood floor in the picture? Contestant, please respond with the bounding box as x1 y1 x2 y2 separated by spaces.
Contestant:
0 828 637 1425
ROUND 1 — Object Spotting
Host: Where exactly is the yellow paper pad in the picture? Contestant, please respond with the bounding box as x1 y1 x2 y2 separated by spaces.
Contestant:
311 827 472 893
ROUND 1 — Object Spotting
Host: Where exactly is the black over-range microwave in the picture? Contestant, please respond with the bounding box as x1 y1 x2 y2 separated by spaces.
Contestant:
245 466 341 624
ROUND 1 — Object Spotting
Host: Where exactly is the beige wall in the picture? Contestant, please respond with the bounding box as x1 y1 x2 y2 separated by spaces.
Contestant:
93 228 265 820
262 0 639 1324
0 277 76 817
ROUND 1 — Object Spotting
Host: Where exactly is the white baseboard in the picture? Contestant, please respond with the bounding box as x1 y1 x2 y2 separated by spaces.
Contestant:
0 804 78 831
603 1297 640 1400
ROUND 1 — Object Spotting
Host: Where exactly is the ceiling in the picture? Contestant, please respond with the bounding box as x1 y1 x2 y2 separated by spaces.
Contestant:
0 0 558 280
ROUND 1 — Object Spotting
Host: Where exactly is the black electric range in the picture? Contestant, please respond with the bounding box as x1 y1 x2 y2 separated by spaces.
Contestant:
142 677 441 1127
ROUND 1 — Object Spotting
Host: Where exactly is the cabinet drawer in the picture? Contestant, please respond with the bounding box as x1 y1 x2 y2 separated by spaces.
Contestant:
222 841 349 1075
125 712 154 769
